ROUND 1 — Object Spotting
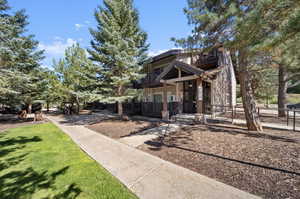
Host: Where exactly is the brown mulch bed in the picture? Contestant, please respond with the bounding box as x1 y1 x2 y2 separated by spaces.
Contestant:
87 119 162 139
138 123 300 199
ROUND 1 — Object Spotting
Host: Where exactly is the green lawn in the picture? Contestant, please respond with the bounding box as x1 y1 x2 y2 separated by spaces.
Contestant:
288 94 300 104
0 123 138 199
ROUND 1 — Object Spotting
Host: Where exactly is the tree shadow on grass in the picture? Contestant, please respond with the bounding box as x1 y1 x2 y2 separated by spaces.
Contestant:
0 136 42 147
0 166 82 199
0 134 82 199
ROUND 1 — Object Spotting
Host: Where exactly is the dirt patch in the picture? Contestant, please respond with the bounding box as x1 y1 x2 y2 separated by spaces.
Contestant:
87 119 162 139
138 123 300 198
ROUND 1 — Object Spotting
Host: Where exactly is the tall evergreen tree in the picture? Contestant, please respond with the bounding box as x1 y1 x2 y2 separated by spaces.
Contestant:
174 0 299 131
272 35 300 116
54 43 101 114
88 0 148 117
0 0 44 112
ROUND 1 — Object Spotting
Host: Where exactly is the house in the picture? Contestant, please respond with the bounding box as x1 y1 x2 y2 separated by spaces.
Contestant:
140 47 237 120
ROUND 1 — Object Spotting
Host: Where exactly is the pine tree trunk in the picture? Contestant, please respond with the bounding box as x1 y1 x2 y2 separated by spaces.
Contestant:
117 85 124 118
278 64 288 117
75 96 80 114
118 101 123 117
47 102 50 112
28 103 32 114
238 52 263 132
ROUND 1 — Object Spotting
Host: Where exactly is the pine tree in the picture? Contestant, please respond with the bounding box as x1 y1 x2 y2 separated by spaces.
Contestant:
0 0 44 112
54 43 101 114
174 0 299 131
272 35 300 116
88 0 148 117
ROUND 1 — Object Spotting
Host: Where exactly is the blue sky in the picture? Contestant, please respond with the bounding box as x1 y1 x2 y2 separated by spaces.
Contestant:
8 0 191 68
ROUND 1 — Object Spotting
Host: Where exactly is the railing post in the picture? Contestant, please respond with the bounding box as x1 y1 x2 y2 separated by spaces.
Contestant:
234 106 237 117
293 110 296 132
287 110 289 126
231 106 234 124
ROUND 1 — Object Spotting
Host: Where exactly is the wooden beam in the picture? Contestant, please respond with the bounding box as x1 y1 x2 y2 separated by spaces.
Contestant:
176 82 180 102
162 82 169 120
178 68 182 78
160 75 199 84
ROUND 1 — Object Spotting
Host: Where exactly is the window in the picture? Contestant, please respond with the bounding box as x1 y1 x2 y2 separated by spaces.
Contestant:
168 95 176 102
153 94 162 103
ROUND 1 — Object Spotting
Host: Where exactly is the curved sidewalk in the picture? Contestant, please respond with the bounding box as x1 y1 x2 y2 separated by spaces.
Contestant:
47 115 260 199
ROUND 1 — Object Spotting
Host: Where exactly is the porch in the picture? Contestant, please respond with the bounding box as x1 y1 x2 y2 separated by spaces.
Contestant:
153 60 219 120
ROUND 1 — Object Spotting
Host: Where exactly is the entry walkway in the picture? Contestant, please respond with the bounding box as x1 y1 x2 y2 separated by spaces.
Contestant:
47 115 260 199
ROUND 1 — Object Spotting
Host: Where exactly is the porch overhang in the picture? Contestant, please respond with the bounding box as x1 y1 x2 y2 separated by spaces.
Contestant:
158 60 223 85
156 61 204 83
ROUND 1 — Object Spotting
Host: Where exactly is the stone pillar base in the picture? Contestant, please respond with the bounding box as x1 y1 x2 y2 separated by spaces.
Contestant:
162 111 169 121
178 101 183 114
194 113 207 124
194 113 202 124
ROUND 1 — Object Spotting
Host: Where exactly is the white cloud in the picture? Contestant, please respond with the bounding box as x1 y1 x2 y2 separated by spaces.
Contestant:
38 38 77 56
54 36 63 41
75 20 91 31
75 23 85 30
38 38 78 68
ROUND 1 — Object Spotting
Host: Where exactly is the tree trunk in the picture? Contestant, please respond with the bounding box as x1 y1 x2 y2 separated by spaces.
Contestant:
75 96 80 114
46 102 50 112
28 103 32 114
238 52 263 132
278 64 288 117
117 85 124 118
118 101 123 117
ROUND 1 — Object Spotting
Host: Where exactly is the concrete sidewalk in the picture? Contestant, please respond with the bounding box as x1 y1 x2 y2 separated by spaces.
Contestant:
47 115 260 199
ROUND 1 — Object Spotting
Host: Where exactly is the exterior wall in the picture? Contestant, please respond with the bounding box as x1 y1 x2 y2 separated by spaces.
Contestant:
143 83 183 103
142 49 237 115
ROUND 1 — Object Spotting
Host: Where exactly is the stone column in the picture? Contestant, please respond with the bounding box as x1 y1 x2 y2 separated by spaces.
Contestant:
196 78 203 114
195 78 203 123
162 82 169 120
177 69 183 114
176 82 183 114
211 81 216 119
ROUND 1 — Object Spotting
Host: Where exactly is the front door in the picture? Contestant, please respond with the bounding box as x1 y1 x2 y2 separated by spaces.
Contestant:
183 80 197 113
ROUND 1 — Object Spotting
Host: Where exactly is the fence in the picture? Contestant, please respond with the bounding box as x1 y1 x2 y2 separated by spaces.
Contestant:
211 104 300 132
88 102 179 118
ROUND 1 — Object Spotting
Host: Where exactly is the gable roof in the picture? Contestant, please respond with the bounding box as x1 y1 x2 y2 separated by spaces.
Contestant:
155 61 204 82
